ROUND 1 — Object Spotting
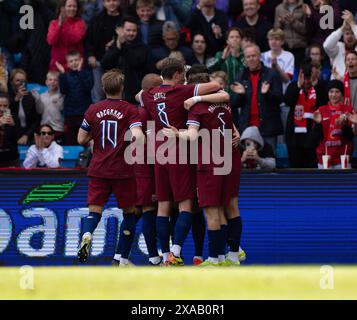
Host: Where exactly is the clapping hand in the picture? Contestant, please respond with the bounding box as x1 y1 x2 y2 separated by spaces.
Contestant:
231 82 245 94
55 61 65 74
261 81 270 94
212 23 222 39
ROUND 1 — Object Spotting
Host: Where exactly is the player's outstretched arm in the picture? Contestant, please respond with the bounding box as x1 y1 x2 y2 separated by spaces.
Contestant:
184 90 230 110
77 128 92 145
196 81 221 96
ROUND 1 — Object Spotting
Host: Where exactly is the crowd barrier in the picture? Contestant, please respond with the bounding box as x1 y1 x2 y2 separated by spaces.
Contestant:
0 169 356 266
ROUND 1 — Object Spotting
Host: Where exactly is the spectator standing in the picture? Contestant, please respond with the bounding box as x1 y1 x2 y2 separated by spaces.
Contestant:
191 33 213 65
304 0 342 47
18 0 55 85
101 16 155 103
155 0 192 27
188 0 229 56
47 0 87 72
57 51 94 145
32 71 65 143
136 0 164 47
240 126 276 169
8 69 40 146
284 62 328 168
0 93 19 167
274 0 307 69
86 0 123 102
234 0 272 52
323 10 357 80
261 28 295 93
23 124 64 169
231 45 283 153
207 27 245 93
312 80 354 169
307 44 331 82
152 21 195 69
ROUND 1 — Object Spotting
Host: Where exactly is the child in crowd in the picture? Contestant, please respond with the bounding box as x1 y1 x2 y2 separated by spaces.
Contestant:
32 71 65 144
136 0 164 47
57 51 93 145
261 28 295 94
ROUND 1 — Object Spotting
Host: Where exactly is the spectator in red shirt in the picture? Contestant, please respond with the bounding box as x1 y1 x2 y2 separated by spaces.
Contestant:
47 0 86 72
231 44 283 153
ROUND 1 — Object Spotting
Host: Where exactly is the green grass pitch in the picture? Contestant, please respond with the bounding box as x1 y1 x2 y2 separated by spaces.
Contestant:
1 266 357 300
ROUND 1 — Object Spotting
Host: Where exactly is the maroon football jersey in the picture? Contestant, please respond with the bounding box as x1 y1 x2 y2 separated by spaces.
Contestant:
141 84 199 132
187 101 238 171
133 105 154 178
81 99 142 179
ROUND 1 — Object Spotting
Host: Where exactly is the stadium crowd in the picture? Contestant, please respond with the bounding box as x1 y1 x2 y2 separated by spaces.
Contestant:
1 0 357 169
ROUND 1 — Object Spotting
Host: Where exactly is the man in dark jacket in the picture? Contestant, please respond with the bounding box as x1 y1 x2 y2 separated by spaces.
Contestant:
187 0 228 56
231 44 283 153
85 0 123 102
233 0 272 52
151 21 195 69
101 16 155 103
284 61 328 168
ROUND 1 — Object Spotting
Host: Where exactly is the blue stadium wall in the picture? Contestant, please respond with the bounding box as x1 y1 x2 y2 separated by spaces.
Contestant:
0 170 357 266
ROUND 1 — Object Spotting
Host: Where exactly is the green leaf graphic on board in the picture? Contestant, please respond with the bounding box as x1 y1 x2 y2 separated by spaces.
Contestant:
22 182 76 204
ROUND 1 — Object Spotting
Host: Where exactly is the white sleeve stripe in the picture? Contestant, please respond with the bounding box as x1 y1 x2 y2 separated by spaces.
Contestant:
187 120 200 126
194 84 200 97
130 122 142 129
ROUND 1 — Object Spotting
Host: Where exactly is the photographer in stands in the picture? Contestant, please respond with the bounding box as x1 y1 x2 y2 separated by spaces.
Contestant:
240 126 276 169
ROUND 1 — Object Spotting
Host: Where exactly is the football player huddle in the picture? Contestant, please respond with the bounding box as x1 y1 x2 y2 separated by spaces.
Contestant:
77 58 245 267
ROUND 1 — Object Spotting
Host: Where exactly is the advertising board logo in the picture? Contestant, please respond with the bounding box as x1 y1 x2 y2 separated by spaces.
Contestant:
21 182 76 204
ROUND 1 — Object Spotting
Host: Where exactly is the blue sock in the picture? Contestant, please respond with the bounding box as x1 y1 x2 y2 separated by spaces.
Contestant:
173 211 193 247
227 217 242 252
142 210 159 258
219 225 228 256
207 230 220 258
156 216 170 253
192 211 205 257
120 213 136 259
115 221 125 255
82 212 101 235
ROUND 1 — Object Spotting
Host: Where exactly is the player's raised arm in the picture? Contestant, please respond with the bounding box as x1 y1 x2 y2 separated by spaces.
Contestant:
195 80 221 96
184 90 230 110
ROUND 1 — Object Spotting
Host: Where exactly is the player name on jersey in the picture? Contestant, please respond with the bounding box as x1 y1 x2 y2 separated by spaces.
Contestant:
96 109 124 120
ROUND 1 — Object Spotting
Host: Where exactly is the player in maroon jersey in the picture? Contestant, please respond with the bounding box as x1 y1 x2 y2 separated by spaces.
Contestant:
139 58 230 265
77 69 144 266
163 72 242 266
112 73 164 266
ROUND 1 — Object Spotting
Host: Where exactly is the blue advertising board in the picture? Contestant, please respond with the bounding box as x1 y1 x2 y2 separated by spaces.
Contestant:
1 169 357 266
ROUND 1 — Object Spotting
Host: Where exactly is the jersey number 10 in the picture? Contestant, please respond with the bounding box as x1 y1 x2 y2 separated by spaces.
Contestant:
100 120 118 149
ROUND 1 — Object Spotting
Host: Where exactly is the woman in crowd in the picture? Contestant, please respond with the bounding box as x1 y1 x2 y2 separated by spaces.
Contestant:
47 0 86 72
